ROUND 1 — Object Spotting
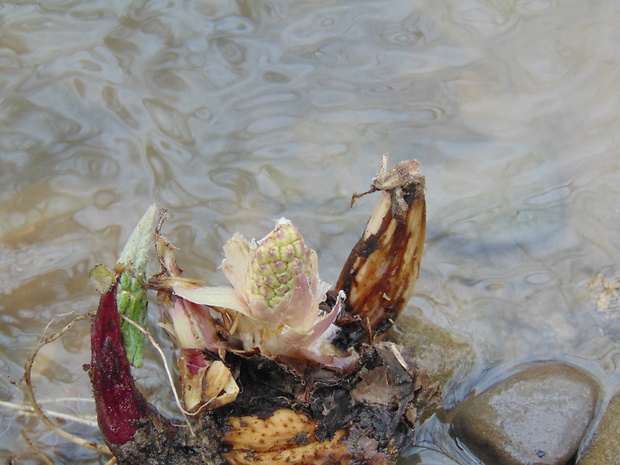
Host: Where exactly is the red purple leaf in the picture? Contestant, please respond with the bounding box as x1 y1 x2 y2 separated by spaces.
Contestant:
90 284 147 446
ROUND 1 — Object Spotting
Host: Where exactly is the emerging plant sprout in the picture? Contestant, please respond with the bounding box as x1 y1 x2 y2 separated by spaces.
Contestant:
167 219 348 365
33 154 440 465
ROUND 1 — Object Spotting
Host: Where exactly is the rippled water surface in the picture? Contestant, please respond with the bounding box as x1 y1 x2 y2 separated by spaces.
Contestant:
2 1 620 463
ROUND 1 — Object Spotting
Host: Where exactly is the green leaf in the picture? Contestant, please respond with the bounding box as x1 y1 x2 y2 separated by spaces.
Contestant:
116 205 157 368
118 205 157 273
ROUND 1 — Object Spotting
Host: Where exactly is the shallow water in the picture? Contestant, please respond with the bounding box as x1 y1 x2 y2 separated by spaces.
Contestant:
2 1 620 463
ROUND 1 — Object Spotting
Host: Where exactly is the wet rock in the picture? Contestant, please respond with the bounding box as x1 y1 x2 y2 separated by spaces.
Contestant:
451 362 598 465
578 388 620 465
389 308 476 387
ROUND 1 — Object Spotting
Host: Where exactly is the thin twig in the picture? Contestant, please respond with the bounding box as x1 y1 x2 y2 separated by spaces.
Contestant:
23 311 111 455
20 428 55 465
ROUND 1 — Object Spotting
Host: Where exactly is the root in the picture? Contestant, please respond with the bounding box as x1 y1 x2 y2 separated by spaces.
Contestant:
0 400 98 428
20 428 55 465
23 308 199 459
23 311 111 455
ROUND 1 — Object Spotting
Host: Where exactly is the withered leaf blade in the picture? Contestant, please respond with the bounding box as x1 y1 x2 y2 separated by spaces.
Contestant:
335 155 426 343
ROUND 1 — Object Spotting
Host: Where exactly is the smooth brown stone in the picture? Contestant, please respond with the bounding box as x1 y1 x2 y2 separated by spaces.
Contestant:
578 388 620 465
452 362 598 465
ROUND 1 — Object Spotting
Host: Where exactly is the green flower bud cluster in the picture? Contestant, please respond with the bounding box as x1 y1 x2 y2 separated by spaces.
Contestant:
247 222 313 308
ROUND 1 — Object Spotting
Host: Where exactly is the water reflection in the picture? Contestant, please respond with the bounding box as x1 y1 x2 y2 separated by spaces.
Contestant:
2 0 620 463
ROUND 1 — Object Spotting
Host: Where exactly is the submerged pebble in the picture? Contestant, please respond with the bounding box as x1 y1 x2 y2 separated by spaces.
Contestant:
427 145 566 256
451 362 598 465
390 308 476 388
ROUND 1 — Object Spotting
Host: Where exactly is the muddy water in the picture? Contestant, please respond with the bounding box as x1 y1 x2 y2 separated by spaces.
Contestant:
2 1 620 464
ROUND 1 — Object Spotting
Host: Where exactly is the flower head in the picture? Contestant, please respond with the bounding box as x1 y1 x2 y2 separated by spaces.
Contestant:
170 219 349 366
246 221 315 309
